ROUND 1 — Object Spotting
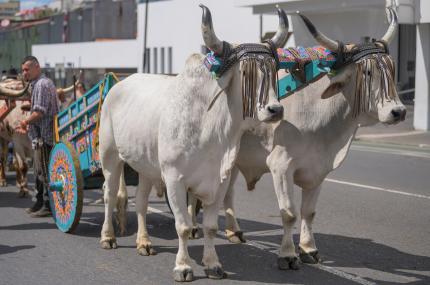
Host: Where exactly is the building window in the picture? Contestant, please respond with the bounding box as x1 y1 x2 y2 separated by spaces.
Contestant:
160 47 165 74
153 47 158 74
168 47 173 74
144 48 151 73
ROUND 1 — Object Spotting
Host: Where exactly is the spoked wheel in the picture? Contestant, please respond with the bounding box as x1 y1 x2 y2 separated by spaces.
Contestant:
164 192 202 216
48 142 84 233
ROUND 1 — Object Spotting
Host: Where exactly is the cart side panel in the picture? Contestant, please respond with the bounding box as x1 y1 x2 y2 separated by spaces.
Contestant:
55 74 116 188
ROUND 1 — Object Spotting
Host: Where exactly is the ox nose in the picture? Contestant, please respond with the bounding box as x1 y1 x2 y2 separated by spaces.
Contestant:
267 105 284 116
391 106 407 121
267 104 284 120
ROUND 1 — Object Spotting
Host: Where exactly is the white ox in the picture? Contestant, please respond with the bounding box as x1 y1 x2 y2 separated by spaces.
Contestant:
0 78 75 196
99 5 287 282
198 7 406 270
0 80 32 196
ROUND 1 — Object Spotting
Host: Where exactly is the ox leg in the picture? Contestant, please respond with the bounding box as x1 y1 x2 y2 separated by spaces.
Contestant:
202 179 229 280
224 167 245 243
202 203 227 279
115 170 128 236
14 153 29 198
165 177 194 282
267 148 299 270
0 140 7 187
299 185 322 264
0 160 6 187
136 175 156 256
187 193 200 239
100 158 124 250
153 182 165 198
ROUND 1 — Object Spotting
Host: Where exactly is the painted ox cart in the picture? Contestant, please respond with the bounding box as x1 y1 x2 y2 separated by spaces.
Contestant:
48 73 138 232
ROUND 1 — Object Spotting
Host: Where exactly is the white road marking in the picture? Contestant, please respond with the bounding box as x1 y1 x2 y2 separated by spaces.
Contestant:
308 264 378 285
146 203 379 285
245 239 377 285
148 206 165 214
351 144 430 159
325 178 430 200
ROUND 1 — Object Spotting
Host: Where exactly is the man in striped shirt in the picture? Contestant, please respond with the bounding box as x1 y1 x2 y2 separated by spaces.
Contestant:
17 56 59 217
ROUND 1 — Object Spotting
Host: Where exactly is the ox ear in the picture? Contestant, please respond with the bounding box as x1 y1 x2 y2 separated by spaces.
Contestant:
321 81 346 99
321 68 353 99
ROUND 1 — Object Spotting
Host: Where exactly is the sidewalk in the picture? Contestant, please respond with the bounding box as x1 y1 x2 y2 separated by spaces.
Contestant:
354 105 430 150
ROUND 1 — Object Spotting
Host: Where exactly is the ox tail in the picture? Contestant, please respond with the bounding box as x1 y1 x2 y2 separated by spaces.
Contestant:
115 169 128 236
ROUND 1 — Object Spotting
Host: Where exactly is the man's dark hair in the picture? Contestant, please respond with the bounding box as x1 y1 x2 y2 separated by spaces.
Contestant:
22 55 39 66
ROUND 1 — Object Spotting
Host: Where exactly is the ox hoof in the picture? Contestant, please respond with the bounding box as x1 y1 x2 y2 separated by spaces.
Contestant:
137 244 157 256
204 266 227 279
117 227 127 237
299 248 321 264
173 268 194 282
277 256 300 270
100 239 117 249
189 227 200 239
226 231 246 244
18 189 28 198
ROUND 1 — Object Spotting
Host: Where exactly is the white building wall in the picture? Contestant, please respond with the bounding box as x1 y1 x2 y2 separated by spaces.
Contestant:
34 0 281 74
33 40 138 69
136 0 279 73
414 23 430 130
420 0 430 23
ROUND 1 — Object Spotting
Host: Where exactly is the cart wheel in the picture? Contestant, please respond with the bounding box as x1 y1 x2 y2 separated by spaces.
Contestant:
48 142 84 233
165 193 202 216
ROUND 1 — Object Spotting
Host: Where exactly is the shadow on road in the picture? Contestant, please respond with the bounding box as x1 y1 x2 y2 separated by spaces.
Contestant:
0 190 34 209
0 244 35 255
244 231 430 285
0 222 57 231
2 194 428 284
60 207 430 284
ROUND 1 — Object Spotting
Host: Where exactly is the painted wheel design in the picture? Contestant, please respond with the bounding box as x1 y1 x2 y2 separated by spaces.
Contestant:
48 142 83 233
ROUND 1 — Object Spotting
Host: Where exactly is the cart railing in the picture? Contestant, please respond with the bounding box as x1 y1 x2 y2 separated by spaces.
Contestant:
53 73 119 178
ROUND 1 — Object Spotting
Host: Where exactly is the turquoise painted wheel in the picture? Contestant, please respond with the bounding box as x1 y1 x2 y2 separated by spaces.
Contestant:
48 142 84 233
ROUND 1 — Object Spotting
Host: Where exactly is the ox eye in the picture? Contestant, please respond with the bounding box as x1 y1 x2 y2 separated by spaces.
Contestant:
363 70 371 76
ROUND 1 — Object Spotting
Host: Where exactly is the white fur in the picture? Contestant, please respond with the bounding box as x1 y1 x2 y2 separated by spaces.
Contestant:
99 53 282 279
217 64 406 261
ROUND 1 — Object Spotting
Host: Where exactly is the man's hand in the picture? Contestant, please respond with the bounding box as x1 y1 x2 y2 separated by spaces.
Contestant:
15 120 28 135
19 120 28 130
15 126 28 135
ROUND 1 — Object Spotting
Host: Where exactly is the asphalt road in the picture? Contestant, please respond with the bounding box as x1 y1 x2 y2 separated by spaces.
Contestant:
0 144 429 285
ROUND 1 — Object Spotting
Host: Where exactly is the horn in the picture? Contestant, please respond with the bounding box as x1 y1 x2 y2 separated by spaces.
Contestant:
297 11 339 51
58 85 74 94
381 7 398 44
270 6 289 48
56 77 81 94
0 82 30 98
199 4 224 55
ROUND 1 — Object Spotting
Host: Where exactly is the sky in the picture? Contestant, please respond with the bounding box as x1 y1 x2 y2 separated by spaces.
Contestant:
0 0 54 11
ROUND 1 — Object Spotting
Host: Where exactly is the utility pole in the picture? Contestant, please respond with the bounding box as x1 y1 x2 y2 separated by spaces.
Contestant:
143 0 149 73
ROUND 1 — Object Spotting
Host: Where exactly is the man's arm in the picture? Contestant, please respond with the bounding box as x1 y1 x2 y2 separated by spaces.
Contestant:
16 80 47 133
19 111 43 129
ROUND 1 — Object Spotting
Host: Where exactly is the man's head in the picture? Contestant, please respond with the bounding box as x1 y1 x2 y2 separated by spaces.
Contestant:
21 56 41 82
